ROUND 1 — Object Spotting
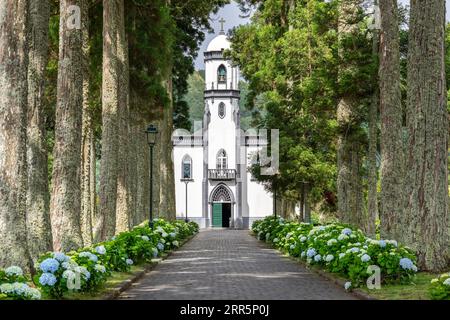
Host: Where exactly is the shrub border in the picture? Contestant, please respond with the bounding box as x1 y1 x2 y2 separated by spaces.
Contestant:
251 230 376 300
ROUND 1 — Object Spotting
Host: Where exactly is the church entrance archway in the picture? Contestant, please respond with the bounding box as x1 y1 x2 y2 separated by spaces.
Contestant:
209 184 234 228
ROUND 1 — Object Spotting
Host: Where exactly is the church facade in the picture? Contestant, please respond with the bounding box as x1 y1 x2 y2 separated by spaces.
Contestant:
172 31 273 229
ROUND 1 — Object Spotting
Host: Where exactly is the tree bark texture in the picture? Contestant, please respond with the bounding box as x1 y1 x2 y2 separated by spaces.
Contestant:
367 0 380 237
0 0 32 270
379 0 404 240
95 0 120 241
26 0 53 262
115 0 131 233
80 0 93 246
405 0 449 271
50 0 84 252
337 0 364 229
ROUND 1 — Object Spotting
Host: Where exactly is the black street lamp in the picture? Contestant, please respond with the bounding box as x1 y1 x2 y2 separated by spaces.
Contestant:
181 178 193 222
145 124 158 230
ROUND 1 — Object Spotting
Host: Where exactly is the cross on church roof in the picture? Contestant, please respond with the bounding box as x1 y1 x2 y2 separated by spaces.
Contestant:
219 18 226 35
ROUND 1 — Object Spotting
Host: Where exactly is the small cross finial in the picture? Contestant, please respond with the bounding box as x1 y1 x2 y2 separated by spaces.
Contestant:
219 18 226 34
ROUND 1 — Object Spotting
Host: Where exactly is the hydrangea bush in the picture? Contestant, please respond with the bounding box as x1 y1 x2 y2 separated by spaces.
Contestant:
429 273 450 300
0 266 40 300
252 216 418 287
30 218 199 299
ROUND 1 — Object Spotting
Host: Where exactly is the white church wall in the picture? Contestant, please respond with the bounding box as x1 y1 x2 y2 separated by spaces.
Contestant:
244 146 274 228
173 146 204 224
207 98 237 170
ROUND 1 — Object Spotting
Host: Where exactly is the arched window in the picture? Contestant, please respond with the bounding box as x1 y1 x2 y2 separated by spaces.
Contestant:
182 155 192 179
217 65 227 83
216 149 227 170
218 102 225 119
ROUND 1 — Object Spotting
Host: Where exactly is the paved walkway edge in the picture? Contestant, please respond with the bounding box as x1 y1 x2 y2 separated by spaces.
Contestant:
104 233 198 300
252 232 377 300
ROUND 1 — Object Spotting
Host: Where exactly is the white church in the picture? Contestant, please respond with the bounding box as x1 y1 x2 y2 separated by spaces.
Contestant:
172 29 274 229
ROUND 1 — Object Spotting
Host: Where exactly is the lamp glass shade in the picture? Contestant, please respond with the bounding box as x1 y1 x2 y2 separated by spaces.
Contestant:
146 124 158 145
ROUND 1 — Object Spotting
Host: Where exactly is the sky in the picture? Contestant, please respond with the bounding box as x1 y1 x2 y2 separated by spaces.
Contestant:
195 0 450 70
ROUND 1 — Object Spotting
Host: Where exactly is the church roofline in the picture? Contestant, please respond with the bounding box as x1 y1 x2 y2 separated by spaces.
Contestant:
204 89 240 100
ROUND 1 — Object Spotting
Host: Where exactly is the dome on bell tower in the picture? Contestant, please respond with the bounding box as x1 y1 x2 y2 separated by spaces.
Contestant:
206 34 230 52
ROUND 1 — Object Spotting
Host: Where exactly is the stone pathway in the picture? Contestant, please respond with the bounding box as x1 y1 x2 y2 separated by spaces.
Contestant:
118 229 356 300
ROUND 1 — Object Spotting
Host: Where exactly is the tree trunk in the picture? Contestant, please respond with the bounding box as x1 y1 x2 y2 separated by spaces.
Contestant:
405 0 448 271
26 0 53 263
115 0 131 233
337 0 364 228
49 0 84 252
95 0 120 241
379 0 404 240
367 0 380 237
159 77 176 220
0 0 32 270
80 0 93 246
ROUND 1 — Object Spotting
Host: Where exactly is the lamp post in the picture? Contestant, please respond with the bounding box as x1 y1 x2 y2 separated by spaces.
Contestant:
145 124 158 230
181 178 193 222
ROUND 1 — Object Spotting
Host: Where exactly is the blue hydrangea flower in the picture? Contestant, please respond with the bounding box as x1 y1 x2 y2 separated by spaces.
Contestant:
53 252 69 262
95 245 106 255
299 236 307 242
39 272 57 286
399 258 415 270
152 248 158 258
126 259 133 265
361 254 371 262
341 228 352 236
378 240 387 248
306 248 316 258
157 243 164 251
289 244 295 250
169 232 176 238
39 258 60 273
141 235 150 241
314 254 322 262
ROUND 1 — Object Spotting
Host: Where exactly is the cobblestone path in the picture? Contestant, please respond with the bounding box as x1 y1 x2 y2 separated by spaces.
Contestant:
119 229 356 300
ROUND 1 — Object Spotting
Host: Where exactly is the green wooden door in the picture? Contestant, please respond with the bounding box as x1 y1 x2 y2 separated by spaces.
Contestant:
212 203 222 227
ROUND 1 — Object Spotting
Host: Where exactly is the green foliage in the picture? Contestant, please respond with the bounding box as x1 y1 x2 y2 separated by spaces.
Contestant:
429 273 450 300
252 216 418 287
32 219 199 299
227 0 345 209
0 267 40 300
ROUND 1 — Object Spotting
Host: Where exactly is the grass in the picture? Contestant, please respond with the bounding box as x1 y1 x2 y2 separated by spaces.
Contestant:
359 272 442 300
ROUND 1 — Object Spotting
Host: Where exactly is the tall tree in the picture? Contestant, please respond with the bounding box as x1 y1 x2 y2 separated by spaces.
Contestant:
26 0 53 262
404 0 448 271
115 0 131 232
379 0 404 240
0 0 32 270
50 0 84 251
366 0 380 236
80 0 94 245
336 0 365 228
95 0 121 241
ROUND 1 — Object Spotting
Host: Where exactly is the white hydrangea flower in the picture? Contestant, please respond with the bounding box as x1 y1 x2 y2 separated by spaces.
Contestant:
344 282 352 290
5 266 23 277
